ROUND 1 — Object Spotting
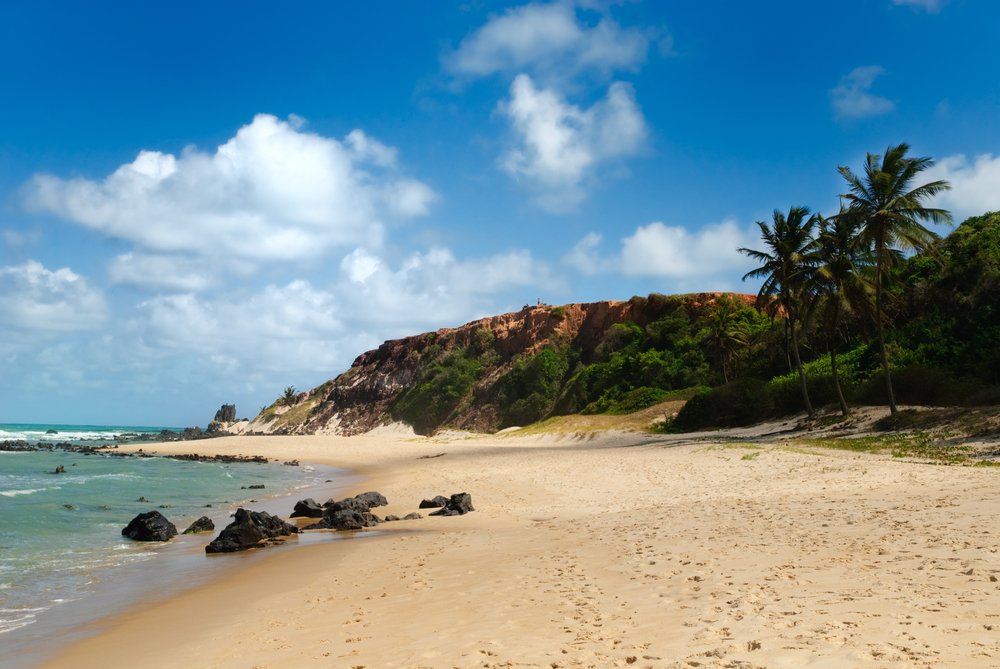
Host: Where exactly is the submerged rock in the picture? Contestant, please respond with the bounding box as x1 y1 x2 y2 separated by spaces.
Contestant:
122 510 178 541
205 508 298 553
429 492 475 517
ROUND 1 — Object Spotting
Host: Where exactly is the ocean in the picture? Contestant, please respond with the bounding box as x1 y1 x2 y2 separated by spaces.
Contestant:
0 424 351 668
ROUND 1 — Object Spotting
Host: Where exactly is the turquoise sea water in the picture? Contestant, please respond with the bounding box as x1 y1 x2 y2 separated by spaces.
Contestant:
0 425 350 667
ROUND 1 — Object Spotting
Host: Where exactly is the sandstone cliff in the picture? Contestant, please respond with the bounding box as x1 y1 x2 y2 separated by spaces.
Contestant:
247 293 758 436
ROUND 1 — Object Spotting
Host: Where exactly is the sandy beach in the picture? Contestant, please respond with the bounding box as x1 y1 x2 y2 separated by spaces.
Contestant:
32 425 1000 669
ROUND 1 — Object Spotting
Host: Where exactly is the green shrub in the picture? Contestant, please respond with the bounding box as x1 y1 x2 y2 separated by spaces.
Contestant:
392 349 481 433
496 347 572 427
672 378 775 430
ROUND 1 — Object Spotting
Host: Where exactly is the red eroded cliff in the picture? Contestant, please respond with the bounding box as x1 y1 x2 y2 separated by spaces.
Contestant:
250 293 758 436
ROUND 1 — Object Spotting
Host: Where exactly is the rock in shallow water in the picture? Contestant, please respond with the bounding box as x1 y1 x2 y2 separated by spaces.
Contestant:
122 510 178 541
205 508 298 553
182 516 215 534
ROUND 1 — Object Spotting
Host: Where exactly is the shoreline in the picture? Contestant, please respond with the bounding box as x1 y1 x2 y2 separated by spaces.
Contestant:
28 427 1000 668
5 449 358 669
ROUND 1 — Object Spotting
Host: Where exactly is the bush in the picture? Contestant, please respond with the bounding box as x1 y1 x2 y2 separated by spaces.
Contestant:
672 378 774 431
392 349 481 433
496 347 572 427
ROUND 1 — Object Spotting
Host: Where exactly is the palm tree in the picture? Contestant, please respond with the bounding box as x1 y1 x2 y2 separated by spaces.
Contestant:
807 212 872 416
281 385 297 407
740 207 818 416
837 143 951 414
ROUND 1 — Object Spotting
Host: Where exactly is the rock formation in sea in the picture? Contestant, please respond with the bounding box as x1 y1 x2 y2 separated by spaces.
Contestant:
122 510 179 541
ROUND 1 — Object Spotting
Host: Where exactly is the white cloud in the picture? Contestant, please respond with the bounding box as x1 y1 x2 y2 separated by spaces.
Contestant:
563 232 606 275
621 220 754 278
0 261 107 331
891 0 947 12
335 246 551 334
108 253 217 291
136 281 346 377
565 220 756 284
831 66 894 120
447 1 648 85
924 153 1000 223
26 114 436 271
498 74 647 211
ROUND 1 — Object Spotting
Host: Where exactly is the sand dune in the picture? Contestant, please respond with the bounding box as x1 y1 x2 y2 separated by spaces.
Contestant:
34 426 1000 668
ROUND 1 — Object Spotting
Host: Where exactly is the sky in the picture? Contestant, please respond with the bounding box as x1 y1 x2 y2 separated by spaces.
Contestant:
2 0 999 426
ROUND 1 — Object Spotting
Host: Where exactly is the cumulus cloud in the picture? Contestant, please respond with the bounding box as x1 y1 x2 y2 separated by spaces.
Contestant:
0 261 107 331
831 66 894 120
498 74 647 211
923 153 1000 223
565 220 756 286
25 114 436 277
891 0 947 12
136 281 346 378
446 1 648 85
335 246 550 332
108 252 223 292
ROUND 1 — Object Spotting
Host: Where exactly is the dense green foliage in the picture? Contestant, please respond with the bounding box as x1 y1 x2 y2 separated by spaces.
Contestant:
496 347 573 427
392 348 482 433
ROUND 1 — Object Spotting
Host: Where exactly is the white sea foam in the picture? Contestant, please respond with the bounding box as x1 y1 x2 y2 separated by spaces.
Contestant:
0 488 50 498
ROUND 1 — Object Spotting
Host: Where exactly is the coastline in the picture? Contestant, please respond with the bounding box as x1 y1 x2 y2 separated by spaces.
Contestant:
29 427 1000 668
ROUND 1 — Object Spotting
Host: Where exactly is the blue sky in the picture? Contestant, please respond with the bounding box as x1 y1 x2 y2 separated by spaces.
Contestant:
2 0 999 426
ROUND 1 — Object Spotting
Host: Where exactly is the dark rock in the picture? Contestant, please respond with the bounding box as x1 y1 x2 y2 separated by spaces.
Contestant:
383 514 401 522
283 459 300 466
205 508 299 553
242 484 265 490
291 498 325 518
303 509 380 531
214 404 237 423
429 492 475 517
323 491 389 514
419 495 449 509
354 491 388 508
403 512 423 520
122 510 178 541
183 516 216 534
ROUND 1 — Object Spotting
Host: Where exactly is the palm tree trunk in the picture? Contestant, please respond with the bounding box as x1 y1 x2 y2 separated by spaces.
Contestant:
875 269 898 414
789 313 814 416
829 342 850 416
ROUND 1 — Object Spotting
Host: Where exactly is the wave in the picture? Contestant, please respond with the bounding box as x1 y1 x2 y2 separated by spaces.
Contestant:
0 488 53 498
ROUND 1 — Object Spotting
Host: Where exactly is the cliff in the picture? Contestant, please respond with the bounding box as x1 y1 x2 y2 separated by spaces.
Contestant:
248 293 759 436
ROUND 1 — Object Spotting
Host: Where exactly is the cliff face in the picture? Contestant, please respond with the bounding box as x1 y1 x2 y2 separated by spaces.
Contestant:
248 293 757 436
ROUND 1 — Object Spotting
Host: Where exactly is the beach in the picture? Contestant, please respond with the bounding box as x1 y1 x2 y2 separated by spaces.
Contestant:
31 426 1000 669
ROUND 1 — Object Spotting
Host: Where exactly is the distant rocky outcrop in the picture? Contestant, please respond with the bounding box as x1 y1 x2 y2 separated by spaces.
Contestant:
244 294 757 436
214 404 237 423
122 510 178 542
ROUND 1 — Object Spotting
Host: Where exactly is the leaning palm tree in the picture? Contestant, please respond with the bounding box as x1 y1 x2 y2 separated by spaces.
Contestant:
837 143 951 414
807 211 872 416
740 206 818 416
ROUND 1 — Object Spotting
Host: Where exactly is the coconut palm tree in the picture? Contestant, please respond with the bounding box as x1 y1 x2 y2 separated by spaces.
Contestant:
739 206 818 416
281 385 297 407
807 211 872 416
837 143 951 414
